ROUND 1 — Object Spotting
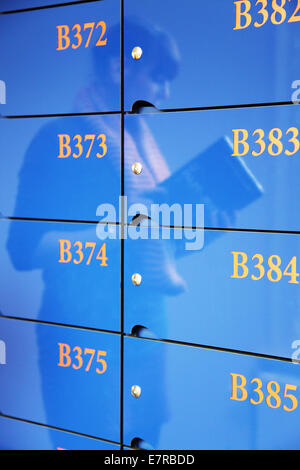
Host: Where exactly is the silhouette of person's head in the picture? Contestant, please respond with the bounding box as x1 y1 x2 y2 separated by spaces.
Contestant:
93 17 180 107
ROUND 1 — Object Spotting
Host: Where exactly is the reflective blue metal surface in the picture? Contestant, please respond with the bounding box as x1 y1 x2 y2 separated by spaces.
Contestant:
124 337 300 449
125 226 300 359
0 318 120 441
0 115 120 221
0 0 89 11
0 0 298 452
0 417 120 450
125 105 300 231
124 0 300 110
0 0 120 115
0 219 120 331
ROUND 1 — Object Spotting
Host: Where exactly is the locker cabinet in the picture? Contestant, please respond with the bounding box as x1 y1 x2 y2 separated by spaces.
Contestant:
0 0 120 115
0 318 120 441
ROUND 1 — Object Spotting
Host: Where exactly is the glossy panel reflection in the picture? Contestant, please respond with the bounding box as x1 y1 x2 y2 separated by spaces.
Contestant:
124 106 300 231
0 114 121 221
124 0 300 110
0 417 120 450
0 219 120 331
124 337 300 449
0 0 89 11
124 226 300 358
0 0 120 115
0 318 120 441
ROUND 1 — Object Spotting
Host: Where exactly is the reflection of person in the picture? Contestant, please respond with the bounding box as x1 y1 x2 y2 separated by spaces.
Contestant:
6 16 264 448
6 19 182 449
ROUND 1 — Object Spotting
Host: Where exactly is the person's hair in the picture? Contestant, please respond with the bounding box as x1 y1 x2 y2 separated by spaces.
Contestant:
93 17 180 82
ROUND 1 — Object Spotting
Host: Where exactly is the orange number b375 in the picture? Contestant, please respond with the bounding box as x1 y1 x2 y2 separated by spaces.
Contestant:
58 343 107 374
